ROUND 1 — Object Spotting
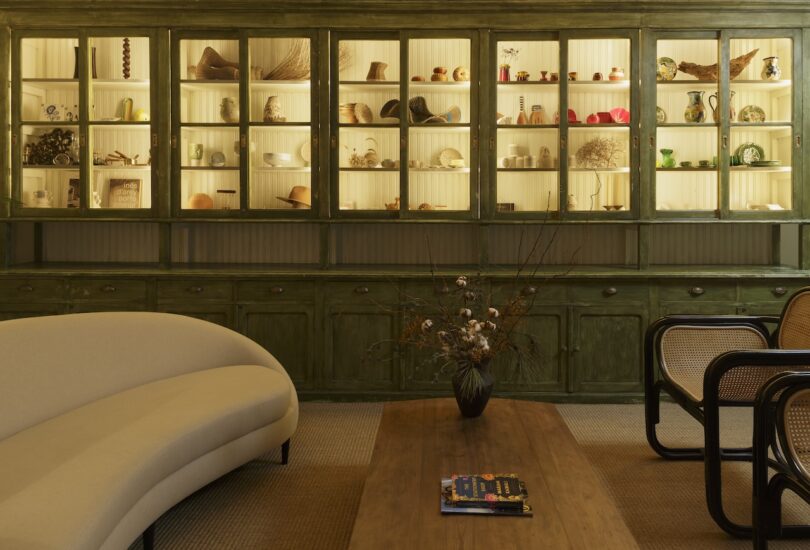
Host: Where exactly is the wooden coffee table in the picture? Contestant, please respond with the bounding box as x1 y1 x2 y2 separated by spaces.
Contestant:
349 398 638 549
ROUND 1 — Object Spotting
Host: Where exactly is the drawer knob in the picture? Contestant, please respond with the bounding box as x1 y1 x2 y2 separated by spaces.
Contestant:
270 286 284 294
187 286 204 294
603 287 618 297
18 285 34 292
773 287 787 297
355 286 370 295
689 286 705 297
101 285 117 293
522 286 537 296
436 286 450 295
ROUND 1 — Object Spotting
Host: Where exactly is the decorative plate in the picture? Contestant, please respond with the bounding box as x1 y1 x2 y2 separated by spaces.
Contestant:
735 142 765 165
439 147 463 167
738 105 766 123
656 57 677 81
609 107 630 124
300 141 311 164
210 151 226 167
656 106 667 124
750 160 781 167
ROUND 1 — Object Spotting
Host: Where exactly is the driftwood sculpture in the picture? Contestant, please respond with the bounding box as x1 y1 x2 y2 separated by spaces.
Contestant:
677 48 758 81
196 46 239 80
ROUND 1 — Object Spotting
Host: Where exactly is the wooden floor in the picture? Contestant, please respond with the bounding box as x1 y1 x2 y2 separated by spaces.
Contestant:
348 398 638 550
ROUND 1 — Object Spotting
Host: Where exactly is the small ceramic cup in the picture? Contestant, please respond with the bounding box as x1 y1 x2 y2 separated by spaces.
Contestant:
549 72 559 82
592 72 603 81
568 71 578 81
698 160 710 167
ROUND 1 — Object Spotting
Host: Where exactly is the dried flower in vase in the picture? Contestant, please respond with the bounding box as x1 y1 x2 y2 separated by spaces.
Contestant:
575 137 623 168
500 47 520 67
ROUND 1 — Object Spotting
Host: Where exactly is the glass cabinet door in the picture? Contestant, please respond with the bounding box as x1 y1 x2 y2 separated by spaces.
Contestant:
406 33 475 215
565 34 634 215
727 31 799 216
653 33 720 215
175 35 241 213
333 33 400 214
493 34 559 215
13 31 156 214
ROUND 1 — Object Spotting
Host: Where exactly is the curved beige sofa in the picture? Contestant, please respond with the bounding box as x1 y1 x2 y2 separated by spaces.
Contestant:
0 312 298 550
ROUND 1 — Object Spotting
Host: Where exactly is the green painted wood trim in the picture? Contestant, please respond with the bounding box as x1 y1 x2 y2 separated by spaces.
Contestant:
771 224 782 266
0 26 8 221
158 221 171 269
157 29 170 218
317 29 330 220
639 29 655 220
637 223 649 269
0 222 8 268
804 29 810 219
33 221 42 264
800 224 810 270
718 31 730 218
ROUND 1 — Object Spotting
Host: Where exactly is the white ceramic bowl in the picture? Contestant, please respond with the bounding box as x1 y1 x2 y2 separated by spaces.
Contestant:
263 152 292 167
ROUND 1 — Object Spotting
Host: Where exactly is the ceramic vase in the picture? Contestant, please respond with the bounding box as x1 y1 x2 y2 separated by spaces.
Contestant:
683 90 706 123
660 148 676 168
498 64 510 82
220 97 239 123
451 360 494 418
609 67 624 81
263 96 285 122
761 56 781 81
708 91 736 123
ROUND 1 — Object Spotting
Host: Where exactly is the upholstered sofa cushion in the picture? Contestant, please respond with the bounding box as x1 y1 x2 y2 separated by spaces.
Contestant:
0 364 290 550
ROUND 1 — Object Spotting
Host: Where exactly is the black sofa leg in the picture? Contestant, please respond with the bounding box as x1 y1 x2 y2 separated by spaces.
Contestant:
143 523 155 550
281 438 290 465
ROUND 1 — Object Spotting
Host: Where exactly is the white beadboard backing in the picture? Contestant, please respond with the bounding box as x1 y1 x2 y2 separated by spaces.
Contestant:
656 172 718 211
408 172 470 211
181 82 240 124
409 39 471 83
41 222 159 263
409 126 470 167
496 128 558 159
650 224 771 265
340 128 399 166
250 172 311 210
90 36 150 81
568 172 629 211
656 126 717 165
22 167 79 208
172 223 320 264
496 40 560 79
339 172 399 211
250 83 311 123
180 39 239 81
497 172 560 212
250 126 311 167
340 40 400 82
730 171 792 211
568 39 629 82
496 86 558 125
181 127 240 166
21 83 79 121
249 37 311 81
730 38 792 81
488 224 637 266
180 170 240 210
331 224 478 265
22 38 78 79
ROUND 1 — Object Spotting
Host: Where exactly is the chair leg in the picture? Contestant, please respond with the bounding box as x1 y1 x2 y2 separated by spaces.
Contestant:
645 382 704 460
142 523 155 550
281 438 290 465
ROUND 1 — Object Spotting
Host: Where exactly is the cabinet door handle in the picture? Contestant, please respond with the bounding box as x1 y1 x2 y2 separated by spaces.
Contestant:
330 135 337 149
354 286 370 295
603 287 618 296
796 135 802 149
772 287 787 297
101 285 117 293
151 133 158 147
560 136 566 150
187 286 204 294
649 136 655 149
689 286 705 297
561 345 568 352
521 286 537 296
400 136 407 150
270 286 284 294
632 135 639 150
573 345 581 352
722 135 728 149
18 284 34 292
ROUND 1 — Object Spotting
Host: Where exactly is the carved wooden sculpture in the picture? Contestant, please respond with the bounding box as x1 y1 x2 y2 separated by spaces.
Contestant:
678 48 758 81
195 46 240 80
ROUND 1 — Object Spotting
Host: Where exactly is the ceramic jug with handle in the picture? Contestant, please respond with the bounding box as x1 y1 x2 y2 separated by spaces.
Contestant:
708 91 736 123
684 90 706 123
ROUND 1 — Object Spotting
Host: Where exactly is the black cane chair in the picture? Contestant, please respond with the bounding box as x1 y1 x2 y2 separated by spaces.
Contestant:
753 371 810 549
644 286 810 538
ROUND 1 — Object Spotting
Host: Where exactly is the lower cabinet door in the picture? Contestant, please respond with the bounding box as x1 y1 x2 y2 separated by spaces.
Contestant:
659 301 739 316
490 306 567 394
157 304 236 329
240 304 316 390
572 305 646 393
324 303 398 391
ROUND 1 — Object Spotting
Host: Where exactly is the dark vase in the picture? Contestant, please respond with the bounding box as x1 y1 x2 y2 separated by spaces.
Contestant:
451 361 494 418
73 46 98 79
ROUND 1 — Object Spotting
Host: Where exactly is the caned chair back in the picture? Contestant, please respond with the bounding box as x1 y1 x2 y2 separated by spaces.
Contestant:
783 388 810 480
779 288 810 349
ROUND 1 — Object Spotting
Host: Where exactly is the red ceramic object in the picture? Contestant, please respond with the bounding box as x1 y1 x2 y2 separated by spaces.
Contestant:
586 113 600 124
609 107 630 123
596 111 613 123
567 108 580 123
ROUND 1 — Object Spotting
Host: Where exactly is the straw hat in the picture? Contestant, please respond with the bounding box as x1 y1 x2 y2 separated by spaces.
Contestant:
277 185 311 207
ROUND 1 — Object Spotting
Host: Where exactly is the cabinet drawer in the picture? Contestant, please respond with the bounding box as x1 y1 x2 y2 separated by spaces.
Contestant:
70 279 147 301
325 282 398 303
738 282 804 303
238 281 314 302
569 283 647 303
0 278 64 301
658 282 736 302
158 280 233 301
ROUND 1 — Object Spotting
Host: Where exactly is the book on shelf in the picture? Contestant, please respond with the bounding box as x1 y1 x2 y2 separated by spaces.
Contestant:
441 474 532 516
107 178 142 209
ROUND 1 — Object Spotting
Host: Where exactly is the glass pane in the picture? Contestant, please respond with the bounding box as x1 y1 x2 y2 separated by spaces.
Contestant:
21 125 79 208
655 38 718 212
568 38 630 212
180 127 240 210
180 39 239 124
337 39 400 211
496 39 559 213
729 37 792 212
250 126 311 210
89 126 151 209
21 38 80 127
408 38 471 212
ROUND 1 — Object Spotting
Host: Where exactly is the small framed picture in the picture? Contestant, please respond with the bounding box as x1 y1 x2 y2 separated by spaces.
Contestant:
66 177 80 208
108 178 142 209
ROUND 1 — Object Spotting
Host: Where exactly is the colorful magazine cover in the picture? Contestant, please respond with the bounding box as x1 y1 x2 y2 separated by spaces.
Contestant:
441 477 532 516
